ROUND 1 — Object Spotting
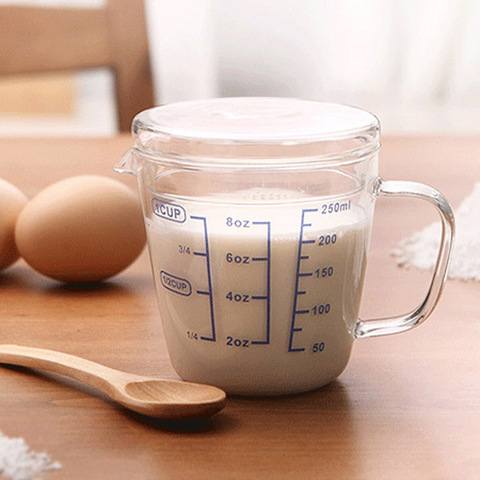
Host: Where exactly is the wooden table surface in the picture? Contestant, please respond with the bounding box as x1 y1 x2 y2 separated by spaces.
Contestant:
1 135 479 479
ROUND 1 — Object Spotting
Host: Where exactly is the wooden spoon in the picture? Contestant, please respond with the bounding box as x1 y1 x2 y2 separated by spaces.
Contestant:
0 344 226 420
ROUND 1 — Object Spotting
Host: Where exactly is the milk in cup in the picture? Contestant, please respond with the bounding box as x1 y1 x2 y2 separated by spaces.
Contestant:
145 188 370 394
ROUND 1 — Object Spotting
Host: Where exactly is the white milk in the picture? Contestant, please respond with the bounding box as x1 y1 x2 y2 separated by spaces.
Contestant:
145 189 370 394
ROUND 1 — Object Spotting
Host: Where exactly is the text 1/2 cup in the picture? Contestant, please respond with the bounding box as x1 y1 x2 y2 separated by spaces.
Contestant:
116 98 454 395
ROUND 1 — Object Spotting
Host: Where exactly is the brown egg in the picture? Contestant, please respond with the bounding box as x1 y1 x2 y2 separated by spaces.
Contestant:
0 179 28 271
15 175 146 283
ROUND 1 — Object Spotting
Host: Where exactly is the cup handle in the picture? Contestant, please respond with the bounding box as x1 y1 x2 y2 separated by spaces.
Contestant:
354 179 455 339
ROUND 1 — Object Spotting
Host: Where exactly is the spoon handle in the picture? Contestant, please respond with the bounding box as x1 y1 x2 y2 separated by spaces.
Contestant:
0 344 128 396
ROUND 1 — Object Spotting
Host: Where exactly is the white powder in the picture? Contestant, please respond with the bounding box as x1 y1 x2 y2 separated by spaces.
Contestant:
0 431 61 480
393 182 480 281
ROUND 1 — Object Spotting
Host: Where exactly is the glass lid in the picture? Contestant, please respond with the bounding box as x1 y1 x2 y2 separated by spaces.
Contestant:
132 97 380 167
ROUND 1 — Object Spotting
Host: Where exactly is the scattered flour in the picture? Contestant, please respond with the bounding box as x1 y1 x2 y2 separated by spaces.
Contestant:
0 431 61 480
393 182 480 281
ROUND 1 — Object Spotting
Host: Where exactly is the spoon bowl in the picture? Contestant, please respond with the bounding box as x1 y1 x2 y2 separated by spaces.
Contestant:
0 344 226 420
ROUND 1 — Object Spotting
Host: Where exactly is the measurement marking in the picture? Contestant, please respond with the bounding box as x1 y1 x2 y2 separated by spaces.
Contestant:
290 329 305 351
190 215 216 342
251 295 268 300
299 272 313 277
301 239 315 244
297 291 306 295
193 251 207 257
289 208 318 352
251 221 271 346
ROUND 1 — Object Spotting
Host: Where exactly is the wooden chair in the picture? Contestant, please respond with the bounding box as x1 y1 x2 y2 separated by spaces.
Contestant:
0 0 154 131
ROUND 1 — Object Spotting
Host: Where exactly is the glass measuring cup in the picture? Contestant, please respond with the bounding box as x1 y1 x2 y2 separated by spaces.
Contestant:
115 98 454 395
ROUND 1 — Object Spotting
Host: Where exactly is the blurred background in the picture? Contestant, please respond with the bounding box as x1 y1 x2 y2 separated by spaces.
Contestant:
1 0 479 136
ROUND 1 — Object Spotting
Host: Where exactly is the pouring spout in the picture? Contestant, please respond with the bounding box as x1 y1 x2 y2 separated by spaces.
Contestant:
114 148 138 176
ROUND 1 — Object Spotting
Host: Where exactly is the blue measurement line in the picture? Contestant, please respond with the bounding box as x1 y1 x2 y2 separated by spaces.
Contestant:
301 239 315 244
251 221 271 346
252 295 268 300
288 208 317 352
299 272 313 277
190 215 216 342
193 251 207 257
